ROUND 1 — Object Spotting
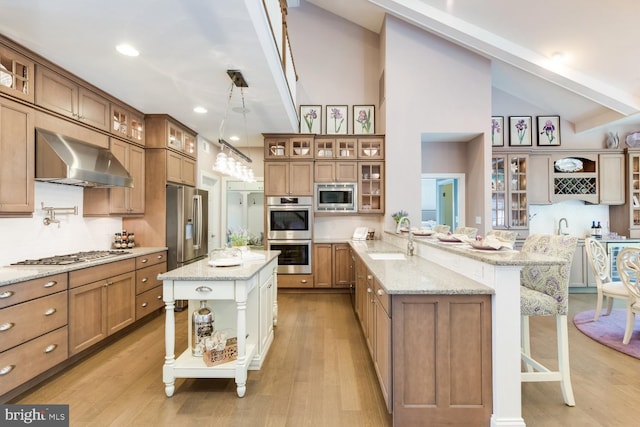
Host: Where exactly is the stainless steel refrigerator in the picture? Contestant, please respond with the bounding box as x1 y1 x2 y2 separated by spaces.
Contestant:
166 185 208 309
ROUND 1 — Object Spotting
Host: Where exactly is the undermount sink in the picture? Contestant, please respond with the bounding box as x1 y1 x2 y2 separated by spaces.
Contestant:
368 252 406 260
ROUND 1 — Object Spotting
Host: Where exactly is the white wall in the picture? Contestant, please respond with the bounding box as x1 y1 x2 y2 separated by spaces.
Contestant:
0 182 122 266
383 15 492 233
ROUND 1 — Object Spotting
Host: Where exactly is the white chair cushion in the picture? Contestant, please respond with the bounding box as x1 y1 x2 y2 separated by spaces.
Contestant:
602 281 628 297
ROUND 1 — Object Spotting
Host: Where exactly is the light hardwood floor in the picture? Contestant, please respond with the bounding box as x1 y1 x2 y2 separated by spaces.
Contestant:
12 292 640 426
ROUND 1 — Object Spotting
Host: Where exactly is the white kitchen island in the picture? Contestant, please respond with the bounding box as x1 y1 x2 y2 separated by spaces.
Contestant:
159 250 279 398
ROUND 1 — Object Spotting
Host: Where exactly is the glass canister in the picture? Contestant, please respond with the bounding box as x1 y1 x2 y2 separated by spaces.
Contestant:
192 300 214 357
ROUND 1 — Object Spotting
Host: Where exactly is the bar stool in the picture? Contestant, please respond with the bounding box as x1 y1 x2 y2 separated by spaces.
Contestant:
519 234 578 406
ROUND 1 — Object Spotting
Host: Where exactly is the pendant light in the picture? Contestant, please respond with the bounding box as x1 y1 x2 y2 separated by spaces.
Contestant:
213 70 255 182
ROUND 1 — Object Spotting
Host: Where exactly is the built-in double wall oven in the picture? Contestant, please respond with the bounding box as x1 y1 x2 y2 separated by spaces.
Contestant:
266 196 312 274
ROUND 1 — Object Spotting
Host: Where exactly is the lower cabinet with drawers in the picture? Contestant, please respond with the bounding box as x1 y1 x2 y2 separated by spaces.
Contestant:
134 251 167 320
0 249 167 401
0 273 68 396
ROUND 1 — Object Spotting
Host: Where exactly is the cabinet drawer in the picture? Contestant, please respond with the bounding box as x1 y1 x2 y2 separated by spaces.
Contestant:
0 273 67 309
0 291 68 352
136 251 166 269
136 262 167 294
0 326 68 396
136 286 164 320
278 274 313 288
172 281 237 300
374 279 390 316
69 258 135 288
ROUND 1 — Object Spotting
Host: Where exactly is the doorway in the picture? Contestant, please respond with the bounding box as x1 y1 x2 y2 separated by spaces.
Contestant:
421 173 465 230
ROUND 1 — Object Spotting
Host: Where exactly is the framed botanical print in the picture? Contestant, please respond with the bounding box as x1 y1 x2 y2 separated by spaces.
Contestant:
353 105 375 134
299 105 321 134
491 116 504 147
537 115 561 146
509 116 532 146
326 105 348 135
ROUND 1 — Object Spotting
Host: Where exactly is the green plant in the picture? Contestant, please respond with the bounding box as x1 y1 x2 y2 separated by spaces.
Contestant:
228 228 248 247
391 210 408 223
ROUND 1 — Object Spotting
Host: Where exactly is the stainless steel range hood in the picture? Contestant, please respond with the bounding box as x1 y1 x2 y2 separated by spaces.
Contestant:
35 128 133 188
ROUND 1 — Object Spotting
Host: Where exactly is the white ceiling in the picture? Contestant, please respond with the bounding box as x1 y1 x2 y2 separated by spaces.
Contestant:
1 0 639 150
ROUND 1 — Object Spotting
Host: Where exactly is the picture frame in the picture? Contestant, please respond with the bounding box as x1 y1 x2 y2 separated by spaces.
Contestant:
491 116 504 147
537 115 561 146
353 105 375 135
508 116 532 146
299 105 321 134
325 105 348 135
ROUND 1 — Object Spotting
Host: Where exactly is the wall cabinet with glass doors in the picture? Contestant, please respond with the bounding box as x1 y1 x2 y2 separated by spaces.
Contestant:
491 153 528 235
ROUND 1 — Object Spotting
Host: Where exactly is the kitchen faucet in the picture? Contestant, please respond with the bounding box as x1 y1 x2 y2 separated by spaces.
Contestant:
557 217 569 235
396 216 415 256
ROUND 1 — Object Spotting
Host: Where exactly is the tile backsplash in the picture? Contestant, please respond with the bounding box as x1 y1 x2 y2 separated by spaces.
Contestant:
0 182 122 266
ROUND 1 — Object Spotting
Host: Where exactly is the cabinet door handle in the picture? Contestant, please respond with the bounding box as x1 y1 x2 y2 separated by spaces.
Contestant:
377 289 384 296
141 277 148 283
0 290 14 299
301 280 307 284
44 344 58 353
195 286 212 293
43 280 58 288
0 322 15 332
367 275 372 280
157 295 162 299
43 308 57 316
157 255 164 260
0 365 15 376
367 288 372 293
141 258 148 264
141 302 148 307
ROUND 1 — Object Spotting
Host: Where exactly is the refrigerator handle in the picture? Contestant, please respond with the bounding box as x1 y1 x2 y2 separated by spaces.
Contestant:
193 195 202 250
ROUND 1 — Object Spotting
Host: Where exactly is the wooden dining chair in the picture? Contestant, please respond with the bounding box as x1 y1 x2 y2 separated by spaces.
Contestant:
615 247 640 344
584 237 630 322
520 234 578 406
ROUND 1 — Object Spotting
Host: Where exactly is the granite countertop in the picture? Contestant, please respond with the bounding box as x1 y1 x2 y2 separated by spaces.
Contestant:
349 240 493 296
158 250 280 281
351 237 569 296
0 247 168 287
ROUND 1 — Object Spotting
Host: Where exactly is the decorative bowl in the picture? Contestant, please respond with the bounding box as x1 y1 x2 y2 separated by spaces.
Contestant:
293 147 310 155
554 158 583 173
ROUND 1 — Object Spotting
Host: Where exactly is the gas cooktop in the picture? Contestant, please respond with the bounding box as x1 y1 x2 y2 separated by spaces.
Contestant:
11 250 131 266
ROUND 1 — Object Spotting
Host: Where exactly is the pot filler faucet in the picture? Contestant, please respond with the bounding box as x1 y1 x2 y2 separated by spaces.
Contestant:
396 216 415 256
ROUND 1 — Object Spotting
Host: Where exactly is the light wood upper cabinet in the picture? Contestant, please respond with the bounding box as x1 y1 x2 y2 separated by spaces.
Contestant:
112 102 145 145
166 150 196 186
0 97 34 216
0 43 35 102
146 114 197 158
83 139 145 216
528 154 552 205
264 161 314 196
359 162 384 213
264 134 314 159
599 153 625 205
35 65 110 131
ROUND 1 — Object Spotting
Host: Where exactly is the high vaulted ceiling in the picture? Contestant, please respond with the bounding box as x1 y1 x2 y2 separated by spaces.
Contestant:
1 0 638 151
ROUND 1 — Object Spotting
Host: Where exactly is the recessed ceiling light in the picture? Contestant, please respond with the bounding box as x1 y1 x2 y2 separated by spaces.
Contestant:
229 135 240 141
116 43 139 57
551 51 566 62
193 106 208 114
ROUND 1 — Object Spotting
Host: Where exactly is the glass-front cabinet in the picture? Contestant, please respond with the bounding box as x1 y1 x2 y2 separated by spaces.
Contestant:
359 162 384 213
491 154 528 234
0 44 34 102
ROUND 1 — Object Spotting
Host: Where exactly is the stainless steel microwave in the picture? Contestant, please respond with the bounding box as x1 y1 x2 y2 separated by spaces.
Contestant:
314 182 357 212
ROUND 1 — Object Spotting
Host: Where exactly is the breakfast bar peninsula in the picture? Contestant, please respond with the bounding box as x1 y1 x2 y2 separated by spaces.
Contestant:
351 233 568 427
159 250 279 398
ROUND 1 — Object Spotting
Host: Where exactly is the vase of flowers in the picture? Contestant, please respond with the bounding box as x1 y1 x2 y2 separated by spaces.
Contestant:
228 227 248 249
391 210 408 224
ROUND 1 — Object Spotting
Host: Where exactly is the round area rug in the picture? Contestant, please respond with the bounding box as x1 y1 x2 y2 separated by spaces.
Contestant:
573 309 640 359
